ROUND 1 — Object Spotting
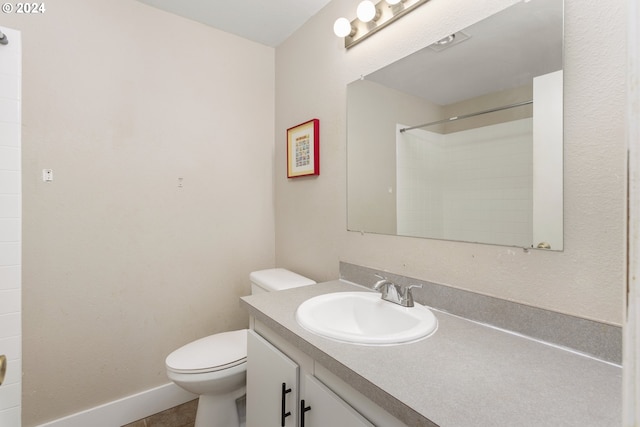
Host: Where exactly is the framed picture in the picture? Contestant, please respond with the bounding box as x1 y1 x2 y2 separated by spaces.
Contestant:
287 119 320 178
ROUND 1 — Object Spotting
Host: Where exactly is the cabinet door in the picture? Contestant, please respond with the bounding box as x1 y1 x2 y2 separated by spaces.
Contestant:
301 375 374 427
247 330 299 427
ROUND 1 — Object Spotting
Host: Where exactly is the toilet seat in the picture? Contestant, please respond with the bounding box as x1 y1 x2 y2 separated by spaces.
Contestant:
166 329 247 374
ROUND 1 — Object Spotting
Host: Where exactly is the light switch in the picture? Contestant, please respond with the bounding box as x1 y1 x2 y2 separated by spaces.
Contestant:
42 169 53 182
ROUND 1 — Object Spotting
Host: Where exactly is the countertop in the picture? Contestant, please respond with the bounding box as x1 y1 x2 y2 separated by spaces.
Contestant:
240 280 621 427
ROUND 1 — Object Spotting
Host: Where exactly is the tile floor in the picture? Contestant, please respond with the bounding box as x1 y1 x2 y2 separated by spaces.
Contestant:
122 399 197 427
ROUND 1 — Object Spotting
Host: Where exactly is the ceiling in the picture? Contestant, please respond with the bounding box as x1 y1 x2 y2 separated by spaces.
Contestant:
136 0 332 47
134 0 563 106
366 0 563 105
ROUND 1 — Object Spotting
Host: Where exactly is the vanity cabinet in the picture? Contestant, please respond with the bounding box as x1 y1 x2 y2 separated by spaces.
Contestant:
246 330 298 426
301 374 373 427
246 330 374 427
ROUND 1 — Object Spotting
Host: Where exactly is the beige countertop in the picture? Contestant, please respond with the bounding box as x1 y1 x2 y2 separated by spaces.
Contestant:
240 280 621 427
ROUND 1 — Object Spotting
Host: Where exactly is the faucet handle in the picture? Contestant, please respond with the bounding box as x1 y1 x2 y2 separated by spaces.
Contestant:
373 274 391 291
401 284 423 307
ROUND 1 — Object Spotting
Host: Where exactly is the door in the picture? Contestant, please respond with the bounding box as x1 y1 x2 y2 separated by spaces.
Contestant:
301 375 374 427
246 330 299 427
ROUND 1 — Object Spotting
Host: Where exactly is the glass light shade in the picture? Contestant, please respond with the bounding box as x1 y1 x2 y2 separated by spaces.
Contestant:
356 1 377 23
334 17 352 37
387 0 402 4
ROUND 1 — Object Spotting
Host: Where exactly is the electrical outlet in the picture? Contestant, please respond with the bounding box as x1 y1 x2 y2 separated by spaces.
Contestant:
42 169 53 182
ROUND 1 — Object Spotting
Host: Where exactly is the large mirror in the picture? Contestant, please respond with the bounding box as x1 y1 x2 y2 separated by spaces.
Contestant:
347 0 564 250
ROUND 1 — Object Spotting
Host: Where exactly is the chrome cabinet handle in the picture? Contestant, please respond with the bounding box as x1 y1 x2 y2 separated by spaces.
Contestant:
0 355 6 386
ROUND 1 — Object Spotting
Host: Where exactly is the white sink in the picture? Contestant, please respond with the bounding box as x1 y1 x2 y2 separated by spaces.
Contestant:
295 292 437 345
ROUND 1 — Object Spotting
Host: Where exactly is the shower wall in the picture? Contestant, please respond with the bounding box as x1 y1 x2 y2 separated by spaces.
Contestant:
397 118 534 246
0 26 22 427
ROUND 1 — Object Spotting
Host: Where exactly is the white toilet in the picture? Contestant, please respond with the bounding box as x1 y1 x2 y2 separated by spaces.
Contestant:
165 268 315 427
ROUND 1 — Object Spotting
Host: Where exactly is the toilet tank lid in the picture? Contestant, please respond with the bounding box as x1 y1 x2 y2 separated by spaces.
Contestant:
166 330 247 373
250 268 315 291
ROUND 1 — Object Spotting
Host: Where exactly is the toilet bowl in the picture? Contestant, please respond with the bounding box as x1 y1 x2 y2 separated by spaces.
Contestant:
166 330 248 427
165 268 315 427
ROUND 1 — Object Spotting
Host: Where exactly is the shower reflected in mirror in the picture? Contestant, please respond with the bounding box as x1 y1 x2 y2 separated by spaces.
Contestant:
347 0 564 250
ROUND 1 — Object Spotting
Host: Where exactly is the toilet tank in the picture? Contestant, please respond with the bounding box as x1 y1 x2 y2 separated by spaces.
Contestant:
250 268 315 294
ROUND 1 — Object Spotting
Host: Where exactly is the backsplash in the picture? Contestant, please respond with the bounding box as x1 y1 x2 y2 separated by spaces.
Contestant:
340 262 621 364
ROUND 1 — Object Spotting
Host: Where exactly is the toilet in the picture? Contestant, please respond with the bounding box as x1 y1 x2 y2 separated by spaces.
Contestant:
165 268 316 427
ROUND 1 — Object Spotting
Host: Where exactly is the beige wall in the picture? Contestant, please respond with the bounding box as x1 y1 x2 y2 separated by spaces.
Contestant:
347 79 442 235
3 1 275 425
442 84 533 133
275 0 626 323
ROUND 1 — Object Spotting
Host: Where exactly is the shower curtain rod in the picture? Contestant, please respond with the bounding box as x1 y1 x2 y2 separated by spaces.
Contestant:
399 99 533 133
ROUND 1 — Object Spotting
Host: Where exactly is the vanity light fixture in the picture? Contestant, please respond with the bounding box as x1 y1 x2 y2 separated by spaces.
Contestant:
356 1 380 23
334 0 430 49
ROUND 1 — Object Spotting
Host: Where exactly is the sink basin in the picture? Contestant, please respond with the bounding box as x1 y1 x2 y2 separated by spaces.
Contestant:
295 292 437 345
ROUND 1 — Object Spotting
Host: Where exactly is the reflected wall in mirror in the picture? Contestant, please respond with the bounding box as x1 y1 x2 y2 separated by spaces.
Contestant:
347 0 564 250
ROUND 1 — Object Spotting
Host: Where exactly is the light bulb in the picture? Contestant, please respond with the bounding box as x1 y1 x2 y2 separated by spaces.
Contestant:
333 17 352 37
357 0 377 23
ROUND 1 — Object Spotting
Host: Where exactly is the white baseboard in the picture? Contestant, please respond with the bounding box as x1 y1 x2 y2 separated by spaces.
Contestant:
37 383 197 427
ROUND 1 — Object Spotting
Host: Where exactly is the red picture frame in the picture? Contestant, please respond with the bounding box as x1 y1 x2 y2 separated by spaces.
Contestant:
287 119 320 178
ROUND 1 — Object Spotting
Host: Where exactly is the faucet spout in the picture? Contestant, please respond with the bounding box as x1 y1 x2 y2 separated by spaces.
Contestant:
373 275 422 307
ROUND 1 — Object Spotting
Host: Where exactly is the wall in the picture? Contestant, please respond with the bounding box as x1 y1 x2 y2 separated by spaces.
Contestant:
0 26 22 427
2 1 275 425
347 79 440 234
442 84 532 133
275 0 626 324
623 0 640 419
532 70 564 250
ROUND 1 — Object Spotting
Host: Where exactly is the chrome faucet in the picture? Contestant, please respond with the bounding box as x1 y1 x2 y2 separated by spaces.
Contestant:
373 274 423 307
